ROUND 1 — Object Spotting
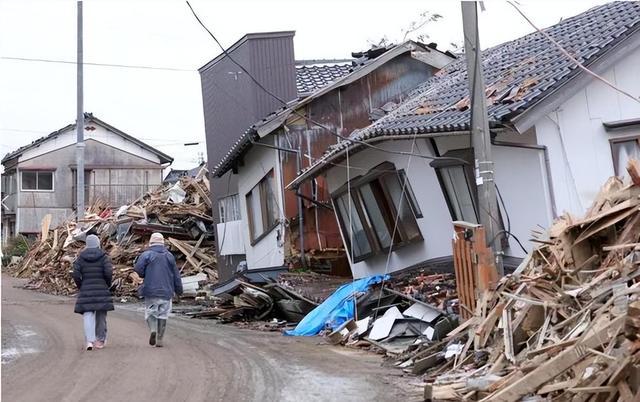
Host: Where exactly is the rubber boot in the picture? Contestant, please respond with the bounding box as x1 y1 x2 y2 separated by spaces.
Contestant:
156 319 167 347
146 316 158 346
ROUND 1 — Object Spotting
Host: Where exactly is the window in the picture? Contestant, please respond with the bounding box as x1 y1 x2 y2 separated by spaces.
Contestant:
431 149 479 223
332 162 423 262
245 170 278 244
218 194 241 223
21 171 54 191
611 137 640 177
431 148 508 248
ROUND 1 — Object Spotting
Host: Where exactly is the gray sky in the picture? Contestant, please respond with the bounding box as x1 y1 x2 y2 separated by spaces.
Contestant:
0 0 608 172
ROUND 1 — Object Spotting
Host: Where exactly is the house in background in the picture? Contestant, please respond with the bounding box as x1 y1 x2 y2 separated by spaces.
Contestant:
164 162 207 185
208 37 455 281
290 1 640 278
1 113 173 243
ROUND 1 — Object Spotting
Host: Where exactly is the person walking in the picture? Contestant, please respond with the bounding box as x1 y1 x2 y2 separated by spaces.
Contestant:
134 232 183 347
72 234 114 351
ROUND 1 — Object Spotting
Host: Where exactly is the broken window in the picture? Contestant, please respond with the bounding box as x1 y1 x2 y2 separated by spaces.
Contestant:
218 194 241 223
611 137 640 177
21 171 54 191
245 170 278 244
332 162 423 263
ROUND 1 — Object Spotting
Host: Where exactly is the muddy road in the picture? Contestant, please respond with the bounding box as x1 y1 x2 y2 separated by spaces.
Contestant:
2 275 420 402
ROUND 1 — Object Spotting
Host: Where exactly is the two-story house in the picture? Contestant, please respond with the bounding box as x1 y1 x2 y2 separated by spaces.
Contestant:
1 113 173 243
204 34 454 282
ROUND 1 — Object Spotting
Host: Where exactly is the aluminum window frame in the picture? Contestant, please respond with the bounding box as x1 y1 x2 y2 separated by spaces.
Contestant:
20 170 55 192
331 161 423 263
609 135 640 176
245 170 279 245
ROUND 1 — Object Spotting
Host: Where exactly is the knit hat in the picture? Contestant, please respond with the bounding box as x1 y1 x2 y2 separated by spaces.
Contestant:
86 234 100 249
149 232 165 246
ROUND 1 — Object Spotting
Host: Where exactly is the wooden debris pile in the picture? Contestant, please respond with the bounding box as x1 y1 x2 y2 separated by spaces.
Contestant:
418 166 640 401
9 167 217 297
186 277 318 323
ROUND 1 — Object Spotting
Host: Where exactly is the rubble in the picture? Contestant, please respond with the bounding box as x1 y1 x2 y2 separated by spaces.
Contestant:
8 167 217 297
416 163 640 401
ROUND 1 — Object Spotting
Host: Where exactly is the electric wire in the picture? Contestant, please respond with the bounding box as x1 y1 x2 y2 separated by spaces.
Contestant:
0 56 195 72
185 1 468 166
507 1 640 106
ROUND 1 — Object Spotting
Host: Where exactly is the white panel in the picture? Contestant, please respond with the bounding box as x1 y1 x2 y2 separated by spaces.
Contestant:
18 124 161 164
216 220 245 255
236 143 284 270
325 138 454 279
493 145 553 257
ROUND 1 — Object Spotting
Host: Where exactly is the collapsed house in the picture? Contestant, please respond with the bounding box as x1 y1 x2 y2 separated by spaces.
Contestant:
289 1 640 279
201 30 456 285
8 168 216 297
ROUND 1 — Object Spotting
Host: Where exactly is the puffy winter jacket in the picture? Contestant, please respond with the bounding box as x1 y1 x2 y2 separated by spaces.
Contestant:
72 248 115 314
134 245 183 299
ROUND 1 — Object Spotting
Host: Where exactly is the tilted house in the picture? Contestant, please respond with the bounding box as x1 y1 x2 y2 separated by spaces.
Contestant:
1 113 173 243
290 1 640 278
210 39 455 281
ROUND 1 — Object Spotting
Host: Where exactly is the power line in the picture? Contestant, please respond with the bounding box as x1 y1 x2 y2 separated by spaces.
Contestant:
0 56 196 72
507 1 640 106
185 1 465 166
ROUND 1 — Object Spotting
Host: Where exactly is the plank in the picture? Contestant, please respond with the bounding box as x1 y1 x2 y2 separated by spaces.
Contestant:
485 315 625 402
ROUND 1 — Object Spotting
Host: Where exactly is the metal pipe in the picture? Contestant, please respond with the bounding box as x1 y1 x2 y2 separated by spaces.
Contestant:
491 139 558 219
296 142 306 268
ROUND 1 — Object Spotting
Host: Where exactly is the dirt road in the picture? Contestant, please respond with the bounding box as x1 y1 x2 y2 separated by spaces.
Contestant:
2 275 419 402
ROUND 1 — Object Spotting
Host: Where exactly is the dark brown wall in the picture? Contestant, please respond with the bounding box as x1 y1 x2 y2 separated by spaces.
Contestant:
280 53 437 273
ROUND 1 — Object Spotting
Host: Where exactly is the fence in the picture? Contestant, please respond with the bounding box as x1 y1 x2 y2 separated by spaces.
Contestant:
72 184 161 208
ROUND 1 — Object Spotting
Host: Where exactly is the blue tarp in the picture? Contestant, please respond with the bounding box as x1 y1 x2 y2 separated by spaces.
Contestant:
284 274 389 336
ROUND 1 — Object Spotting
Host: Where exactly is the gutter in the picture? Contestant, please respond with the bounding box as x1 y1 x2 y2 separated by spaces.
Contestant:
286 130 475 189
491 140 558 219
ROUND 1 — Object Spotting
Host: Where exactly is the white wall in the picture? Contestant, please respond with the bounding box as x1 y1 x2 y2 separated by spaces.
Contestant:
325 138 454 278
535 46 640 216
435 132 554 258
18 124 162 165
237 142 285 270
324 134 552 278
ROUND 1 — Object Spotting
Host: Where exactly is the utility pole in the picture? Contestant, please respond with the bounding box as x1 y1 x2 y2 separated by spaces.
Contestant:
461 1 504 276
76 0 85 222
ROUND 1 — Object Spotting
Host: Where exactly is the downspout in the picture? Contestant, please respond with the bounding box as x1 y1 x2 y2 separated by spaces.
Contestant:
296 142 306 269
491 140 558 219
250 138 306 269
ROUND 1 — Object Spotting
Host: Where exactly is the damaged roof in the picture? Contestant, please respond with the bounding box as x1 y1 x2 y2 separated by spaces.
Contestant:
212 41 455 177
290 1 640 187
295 62 353 96
1 113 174 165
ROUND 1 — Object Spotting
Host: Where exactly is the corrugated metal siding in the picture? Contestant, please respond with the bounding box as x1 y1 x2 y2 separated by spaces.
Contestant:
199 32 297 280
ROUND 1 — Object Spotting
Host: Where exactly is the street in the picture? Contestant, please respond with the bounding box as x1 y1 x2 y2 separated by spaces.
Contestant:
1 275 417 402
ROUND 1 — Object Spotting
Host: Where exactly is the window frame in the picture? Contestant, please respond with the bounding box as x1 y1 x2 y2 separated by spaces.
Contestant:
245 170 279 245
20 170 55 192
331 162 424 263
218 193 241 223
609 135 640 176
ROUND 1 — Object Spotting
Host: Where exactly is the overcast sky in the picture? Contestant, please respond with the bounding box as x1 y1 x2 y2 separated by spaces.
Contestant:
0 0 608 172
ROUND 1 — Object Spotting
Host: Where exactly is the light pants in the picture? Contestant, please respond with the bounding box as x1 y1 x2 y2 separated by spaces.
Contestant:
83 311 108 343
144 298 172 332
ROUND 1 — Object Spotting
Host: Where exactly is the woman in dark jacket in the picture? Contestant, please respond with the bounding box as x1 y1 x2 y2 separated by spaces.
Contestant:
72 234 114 350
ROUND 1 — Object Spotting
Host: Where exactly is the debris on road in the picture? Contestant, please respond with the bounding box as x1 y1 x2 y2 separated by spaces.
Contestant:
8 167 217 297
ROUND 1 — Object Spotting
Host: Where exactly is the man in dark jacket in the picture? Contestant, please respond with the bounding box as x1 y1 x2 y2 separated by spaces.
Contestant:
73 234 114 350
134 232 183 347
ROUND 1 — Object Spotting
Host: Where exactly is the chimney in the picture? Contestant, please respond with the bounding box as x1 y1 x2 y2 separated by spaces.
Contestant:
199 31 297 167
